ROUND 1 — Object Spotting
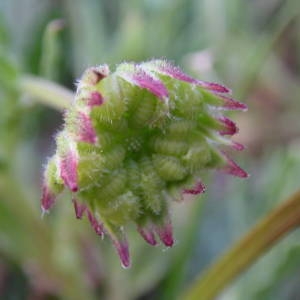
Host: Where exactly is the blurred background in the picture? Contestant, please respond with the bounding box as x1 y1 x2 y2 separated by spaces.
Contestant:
0 0 300 299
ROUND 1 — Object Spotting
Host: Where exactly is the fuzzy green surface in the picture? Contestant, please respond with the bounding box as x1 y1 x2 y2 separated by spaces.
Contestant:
60 72 226 228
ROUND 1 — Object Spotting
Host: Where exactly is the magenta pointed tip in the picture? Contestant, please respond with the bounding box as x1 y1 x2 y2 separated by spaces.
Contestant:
155 222 174 247
138 227 157 246
183 181 206 195
78 113 98 144
218 116 238 136
218 95 248 111
60 150 79 192
72 198 86 219
41 185 56 212
88 91 104 107
113 238 131 269
232 142 245 151
221 153 249 178
120 248 131 269
87 210 105 237
162 234 174 247
70 185 78 192
198 81 231 94
119 67 169 100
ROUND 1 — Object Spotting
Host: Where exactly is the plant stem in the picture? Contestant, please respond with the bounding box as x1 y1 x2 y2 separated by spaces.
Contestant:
19 75 74 110
182 189 300 300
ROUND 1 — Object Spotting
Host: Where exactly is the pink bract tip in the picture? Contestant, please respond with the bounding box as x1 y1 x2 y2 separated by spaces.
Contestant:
221 153 249 178
90 65 110 85
197 81 231 93
231 142 245 151
150 60 199 84
217 95 248 111
218 116 238 136
183 180 206 195
155 222 174 247
59 150 78 192
146 60 231 93
88 91 104 107
112 237 131 268
41 185 56 212
119 68 169 100
87 210 104 236
78 113 98 144
72 198 87 219
138 226 157 246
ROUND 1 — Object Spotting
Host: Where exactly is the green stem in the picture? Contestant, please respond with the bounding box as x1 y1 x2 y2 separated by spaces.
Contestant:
182 189 300 300
19 75 74 110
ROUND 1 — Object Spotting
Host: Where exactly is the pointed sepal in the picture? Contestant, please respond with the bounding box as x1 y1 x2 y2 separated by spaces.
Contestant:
201 89 247 111
105 224 131 268
142 59 231 93
56 132 79 192
77 112 98 144
154 220 174 247
87 209 105 237
87 91 104 107
117 63 168 100
80 65 110 86
138 225 157 246
41 156 64 214
218 116 238 136
72 198 87 219
41 184 56 214
59 150 78 192
183 180 206 195
220 152 249 178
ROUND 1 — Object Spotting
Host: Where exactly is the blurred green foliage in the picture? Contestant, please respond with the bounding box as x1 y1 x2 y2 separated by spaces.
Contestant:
0 0 300 299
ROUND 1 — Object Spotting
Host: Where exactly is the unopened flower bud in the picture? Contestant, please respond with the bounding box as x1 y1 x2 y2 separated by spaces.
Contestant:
42 59 248 267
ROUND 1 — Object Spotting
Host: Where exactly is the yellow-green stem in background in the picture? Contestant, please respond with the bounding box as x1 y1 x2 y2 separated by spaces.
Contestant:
182 189 300 300
19 75 74 110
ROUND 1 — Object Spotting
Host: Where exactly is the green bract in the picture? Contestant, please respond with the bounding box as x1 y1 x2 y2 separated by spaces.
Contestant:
41 60 248 267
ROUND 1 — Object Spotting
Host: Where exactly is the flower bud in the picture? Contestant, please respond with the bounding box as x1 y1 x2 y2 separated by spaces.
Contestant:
42 59 248 266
